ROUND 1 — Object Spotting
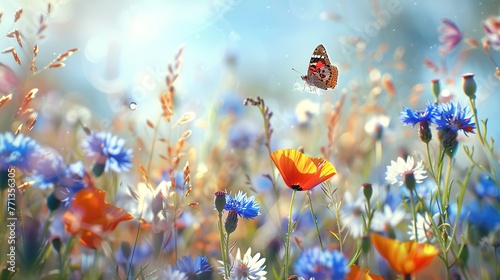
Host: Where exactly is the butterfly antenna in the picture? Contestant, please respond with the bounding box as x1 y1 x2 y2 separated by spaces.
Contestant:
291 67 303 76
77 119 92 135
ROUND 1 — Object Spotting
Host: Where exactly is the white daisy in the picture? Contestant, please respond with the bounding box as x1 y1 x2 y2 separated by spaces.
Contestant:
340 192 366 238
218 247 267 280
365 115 391 139
371 204 408 232
385 156 427 187
161 265 187 280
408 212 440 243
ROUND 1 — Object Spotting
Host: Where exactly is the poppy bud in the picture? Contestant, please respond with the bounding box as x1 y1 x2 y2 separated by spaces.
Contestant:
47 191 61 211
92 162 105 177
403 171 416 192
51 237 62 254
121 242 132 259
362 183 373 202
462 73 477 100
431 79 441 102
214 191 226 213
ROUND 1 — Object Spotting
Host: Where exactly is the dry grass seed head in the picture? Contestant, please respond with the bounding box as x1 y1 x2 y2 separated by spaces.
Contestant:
29 58 37 71
17 108 34 118
174 112 195 127
14 8 23 22
18 181 35 191
180 130 192 141
27 112 37 131
17 88 38 117
0 94 12 109
37 24 47 38
410 84 425 104
381 74 395 96
160 90 174 122
57 48 78 62
424 58 439 72
139 164 150 183
15 123 23 135
175 139 185 154
146 119 155 128
465 38 479 48
49 62 64 68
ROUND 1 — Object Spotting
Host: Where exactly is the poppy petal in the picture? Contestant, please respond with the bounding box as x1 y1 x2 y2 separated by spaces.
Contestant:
346 265 384 280
62 187 134 249
371 233 439 275
271 149 317 188
270 149 336 191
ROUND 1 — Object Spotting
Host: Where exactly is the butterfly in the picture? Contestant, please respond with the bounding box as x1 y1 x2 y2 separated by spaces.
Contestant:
300 44 338 90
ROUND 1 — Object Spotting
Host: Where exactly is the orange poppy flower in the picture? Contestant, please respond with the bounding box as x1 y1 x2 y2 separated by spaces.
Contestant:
346 265 384 280
370 233 439 275
270 149 336 191
62 187 134 249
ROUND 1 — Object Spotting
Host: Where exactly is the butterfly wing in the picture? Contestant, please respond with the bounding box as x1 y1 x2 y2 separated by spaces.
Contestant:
326 65 338 89
307 44 330 75
304 44 338 90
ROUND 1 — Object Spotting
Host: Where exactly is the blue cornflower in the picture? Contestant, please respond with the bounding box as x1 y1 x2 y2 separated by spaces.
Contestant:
162 266 187 280
400 102 438 127
474 174 500 201
228 121 258 149
158 169 186 192
81 131 133 173
294 247 349 280
463 199 500 233
400 102 439 143
29 148 66 188
435 102 475 135
0 132 41 172
176 256 212 276
117 242 151 267
57 161 88 205
225 191 260 219
220 92 244 116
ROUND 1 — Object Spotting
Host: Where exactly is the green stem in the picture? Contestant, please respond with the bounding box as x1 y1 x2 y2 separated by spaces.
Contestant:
225 232 231 276
146 115 162 178
58 248 64 280
218 212 230 278
335 203 343 253
126 220 142 280
410 190 419 243
468 98 499 182
443 156 453 214
425 142 436 179
93 249 99 279
444 255 450 280
284 190 297 279
307 191 323 250
468 98 485 146
495 248 499 279
435 149 446 213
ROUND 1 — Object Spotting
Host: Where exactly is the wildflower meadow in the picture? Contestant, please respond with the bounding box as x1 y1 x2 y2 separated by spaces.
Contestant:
2 1 500 279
